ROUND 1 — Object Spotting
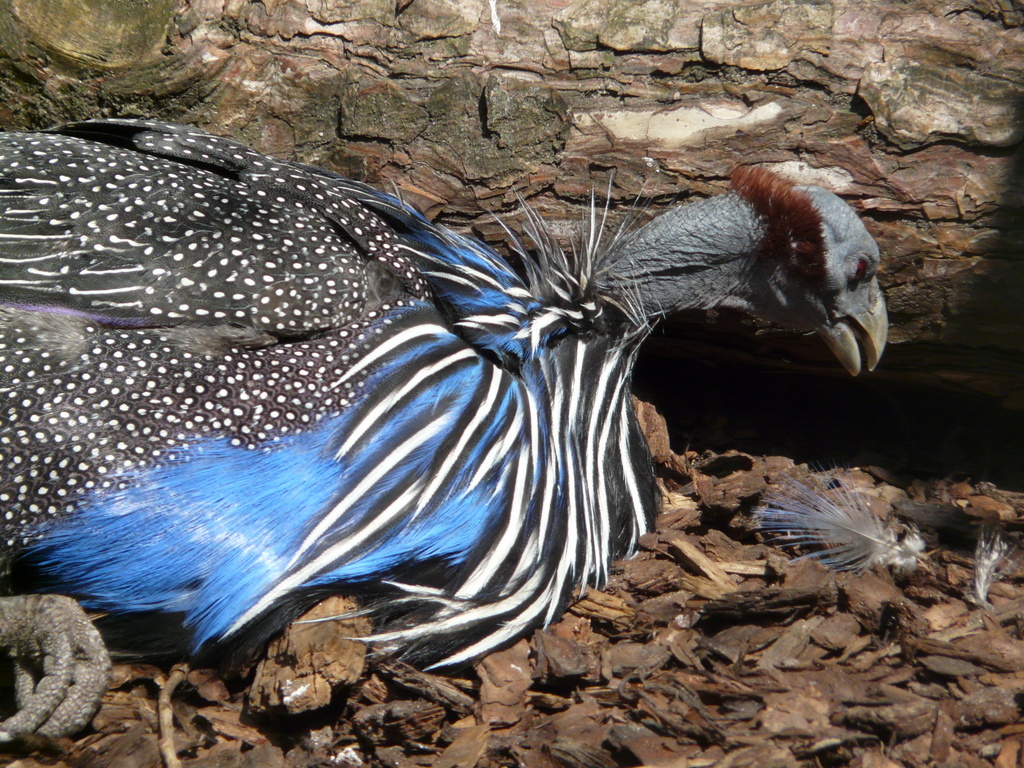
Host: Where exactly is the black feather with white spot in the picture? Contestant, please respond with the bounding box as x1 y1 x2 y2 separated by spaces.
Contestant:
0 120 426 333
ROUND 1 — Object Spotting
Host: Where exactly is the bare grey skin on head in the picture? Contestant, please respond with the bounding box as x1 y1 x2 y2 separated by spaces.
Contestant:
596 172 886 375
0 121 889 741
797 186 887 375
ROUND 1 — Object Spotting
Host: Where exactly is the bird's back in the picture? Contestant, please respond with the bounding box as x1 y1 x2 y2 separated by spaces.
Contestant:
0 120 426 331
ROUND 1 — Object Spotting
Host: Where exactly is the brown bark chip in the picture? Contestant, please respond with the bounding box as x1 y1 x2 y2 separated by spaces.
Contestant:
248 596 370 716
476 640 532 727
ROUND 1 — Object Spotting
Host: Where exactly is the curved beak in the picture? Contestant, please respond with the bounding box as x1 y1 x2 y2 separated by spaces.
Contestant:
817 288 888 376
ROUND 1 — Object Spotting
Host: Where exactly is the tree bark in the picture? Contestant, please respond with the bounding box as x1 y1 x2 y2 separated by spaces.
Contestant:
1 0 1023 405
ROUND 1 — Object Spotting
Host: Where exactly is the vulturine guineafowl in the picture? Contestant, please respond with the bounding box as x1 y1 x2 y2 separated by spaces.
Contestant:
0 119 887 738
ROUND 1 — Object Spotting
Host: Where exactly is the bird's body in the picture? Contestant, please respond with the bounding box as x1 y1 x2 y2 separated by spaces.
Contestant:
6 301 651 666
0 120 888 732
0 120 660 668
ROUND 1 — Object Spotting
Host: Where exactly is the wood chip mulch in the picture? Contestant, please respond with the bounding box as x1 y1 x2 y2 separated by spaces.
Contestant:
4 406 1023 768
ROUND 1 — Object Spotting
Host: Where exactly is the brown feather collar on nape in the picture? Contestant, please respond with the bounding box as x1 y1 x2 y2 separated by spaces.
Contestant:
730 166 827 282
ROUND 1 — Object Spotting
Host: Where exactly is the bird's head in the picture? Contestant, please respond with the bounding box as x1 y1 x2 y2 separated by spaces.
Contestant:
595 167 888 375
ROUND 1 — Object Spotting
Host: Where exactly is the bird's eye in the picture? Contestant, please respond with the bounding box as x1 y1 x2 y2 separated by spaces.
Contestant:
853 258 869 281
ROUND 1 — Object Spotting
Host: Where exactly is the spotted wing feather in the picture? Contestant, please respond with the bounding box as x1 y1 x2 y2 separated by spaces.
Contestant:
0 120 422 334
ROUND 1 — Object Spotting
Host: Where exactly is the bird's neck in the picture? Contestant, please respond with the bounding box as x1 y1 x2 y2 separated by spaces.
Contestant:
528 334 657 578
596 191 769 323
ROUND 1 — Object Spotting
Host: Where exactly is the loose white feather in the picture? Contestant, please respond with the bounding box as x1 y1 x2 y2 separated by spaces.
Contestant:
754 470 925 573
971 526 1020 607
